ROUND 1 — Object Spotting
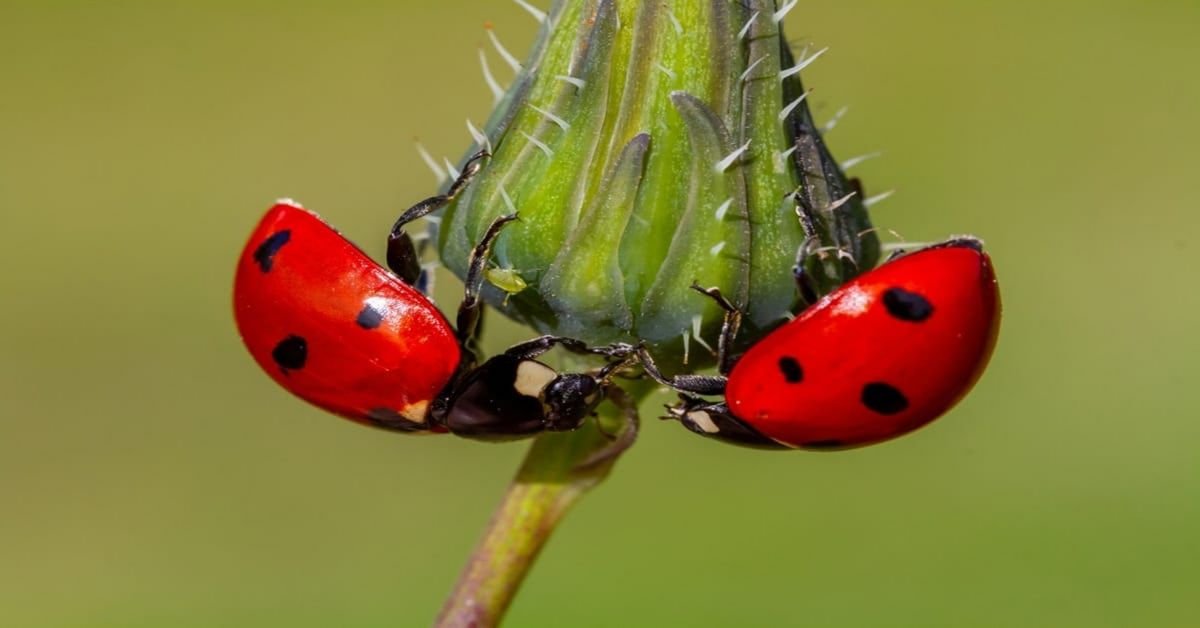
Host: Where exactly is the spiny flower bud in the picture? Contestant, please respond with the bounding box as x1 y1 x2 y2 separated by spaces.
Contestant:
438 0 879 370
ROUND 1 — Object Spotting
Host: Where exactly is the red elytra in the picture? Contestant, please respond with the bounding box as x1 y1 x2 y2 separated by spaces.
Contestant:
639 238 1001 450
233 197 637 440
724 240 1001 448
233 201 459 431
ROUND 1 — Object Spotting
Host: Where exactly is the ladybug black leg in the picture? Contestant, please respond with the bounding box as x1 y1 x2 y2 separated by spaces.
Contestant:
636 345 727 396
501 334 636 362
791 190 823 304
687 283 742 376
456 212 520 349
792 189 821 241
791 183 869 303
792 237 820 305
497 334 581 361
386 150 490 284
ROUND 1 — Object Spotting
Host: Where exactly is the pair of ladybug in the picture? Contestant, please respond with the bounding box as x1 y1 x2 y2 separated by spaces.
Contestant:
233 153 1000 450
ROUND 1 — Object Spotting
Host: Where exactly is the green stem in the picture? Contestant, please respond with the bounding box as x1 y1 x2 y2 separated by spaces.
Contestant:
434 388 639 628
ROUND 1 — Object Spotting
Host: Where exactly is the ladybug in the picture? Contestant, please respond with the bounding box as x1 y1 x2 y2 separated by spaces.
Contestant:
639 239 1001 450
233 152 635 439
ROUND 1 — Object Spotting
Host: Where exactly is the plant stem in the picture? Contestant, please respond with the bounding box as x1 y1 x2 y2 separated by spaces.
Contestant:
434 388 639 628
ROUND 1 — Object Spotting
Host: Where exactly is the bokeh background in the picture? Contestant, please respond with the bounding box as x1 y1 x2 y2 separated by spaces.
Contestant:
3 1 1198 626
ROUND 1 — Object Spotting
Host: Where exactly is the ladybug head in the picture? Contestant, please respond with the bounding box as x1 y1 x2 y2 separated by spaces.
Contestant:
541 374 603 432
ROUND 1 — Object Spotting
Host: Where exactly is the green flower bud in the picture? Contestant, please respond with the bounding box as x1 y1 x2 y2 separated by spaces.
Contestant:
439 0 879 369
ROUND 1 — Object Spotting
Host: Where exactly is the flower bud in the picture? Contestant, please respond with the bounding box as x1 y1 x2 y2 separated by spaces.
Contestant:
439 0 879 370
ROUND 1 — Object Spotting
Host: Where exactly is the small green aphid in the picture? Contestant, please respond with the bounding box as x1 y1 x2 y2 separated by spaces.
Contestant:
486 266 528 304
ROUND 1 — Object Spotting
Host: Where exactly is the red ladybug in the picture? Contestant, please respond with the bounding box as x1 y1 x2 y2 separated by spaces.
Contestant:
640 239 1001 450
233 153 634 439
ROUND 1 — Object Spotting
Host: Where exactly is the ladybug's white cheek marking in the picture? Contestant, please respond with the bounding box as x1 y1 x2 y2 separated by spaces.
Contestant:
399 400 431 423
831 285 871 317
514 361 557 399
686 410 720 434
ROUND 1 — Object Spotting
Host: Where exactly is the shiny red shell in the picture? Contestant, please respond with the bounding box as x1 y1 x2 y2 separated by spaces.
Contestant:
233 201 460 430
725 241 1000 449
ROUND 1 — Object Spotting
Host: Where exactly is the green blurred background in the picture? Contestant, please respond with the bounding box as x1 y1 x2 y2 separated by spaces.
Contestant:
2 1 1198 626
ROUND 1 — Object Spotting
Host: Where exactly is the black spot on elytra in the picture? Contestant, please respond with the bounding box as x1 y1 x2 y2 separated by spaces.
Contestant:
861 382 909 415
366 408 427 432
253 230 291 272
802 440 846 450
356 303 384 330
272 335 307 372
778 356 804 383
882 287 933 322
